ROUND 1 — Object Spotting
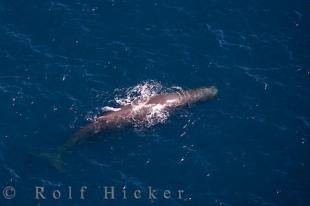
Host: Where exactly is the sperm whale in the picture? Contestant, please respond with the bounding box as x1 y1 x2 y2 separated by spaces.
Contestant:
38 86 218 171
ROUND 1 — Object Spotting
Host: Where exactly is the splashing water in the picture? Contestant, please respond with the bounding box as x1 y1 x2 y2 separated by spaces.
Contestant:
113 81 182 128
115 80 163 106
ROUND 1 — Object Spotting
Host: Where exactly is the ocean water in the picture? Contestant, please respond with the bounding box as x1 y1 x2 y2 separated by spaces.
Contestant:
0 0 309 205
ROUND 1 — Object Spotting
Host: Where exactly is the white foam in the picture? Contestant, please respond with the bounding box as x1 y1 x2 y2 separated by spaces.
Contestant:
101 106 121 112
113 81 180 128
115 80 162 106
131 103 169 128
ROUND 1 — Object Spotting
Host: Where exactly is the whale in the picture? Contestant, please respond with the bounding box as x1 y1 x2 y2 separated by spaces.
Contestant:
37 86 218 171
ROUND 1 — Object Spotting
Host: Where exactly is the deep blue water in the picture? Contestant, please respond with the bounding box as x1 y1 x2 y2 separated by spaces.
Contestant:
0 0 309 205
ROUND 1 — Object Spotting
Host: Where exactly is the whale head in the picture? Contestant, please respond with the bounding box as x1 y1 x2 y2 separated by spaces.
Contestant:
198 86 218 99
181 86 218 105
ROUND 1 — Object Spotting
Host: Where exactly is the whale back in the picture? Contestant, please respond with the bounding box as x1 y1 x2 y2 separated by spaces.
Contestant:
145 86 218 108
146 93 180 105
